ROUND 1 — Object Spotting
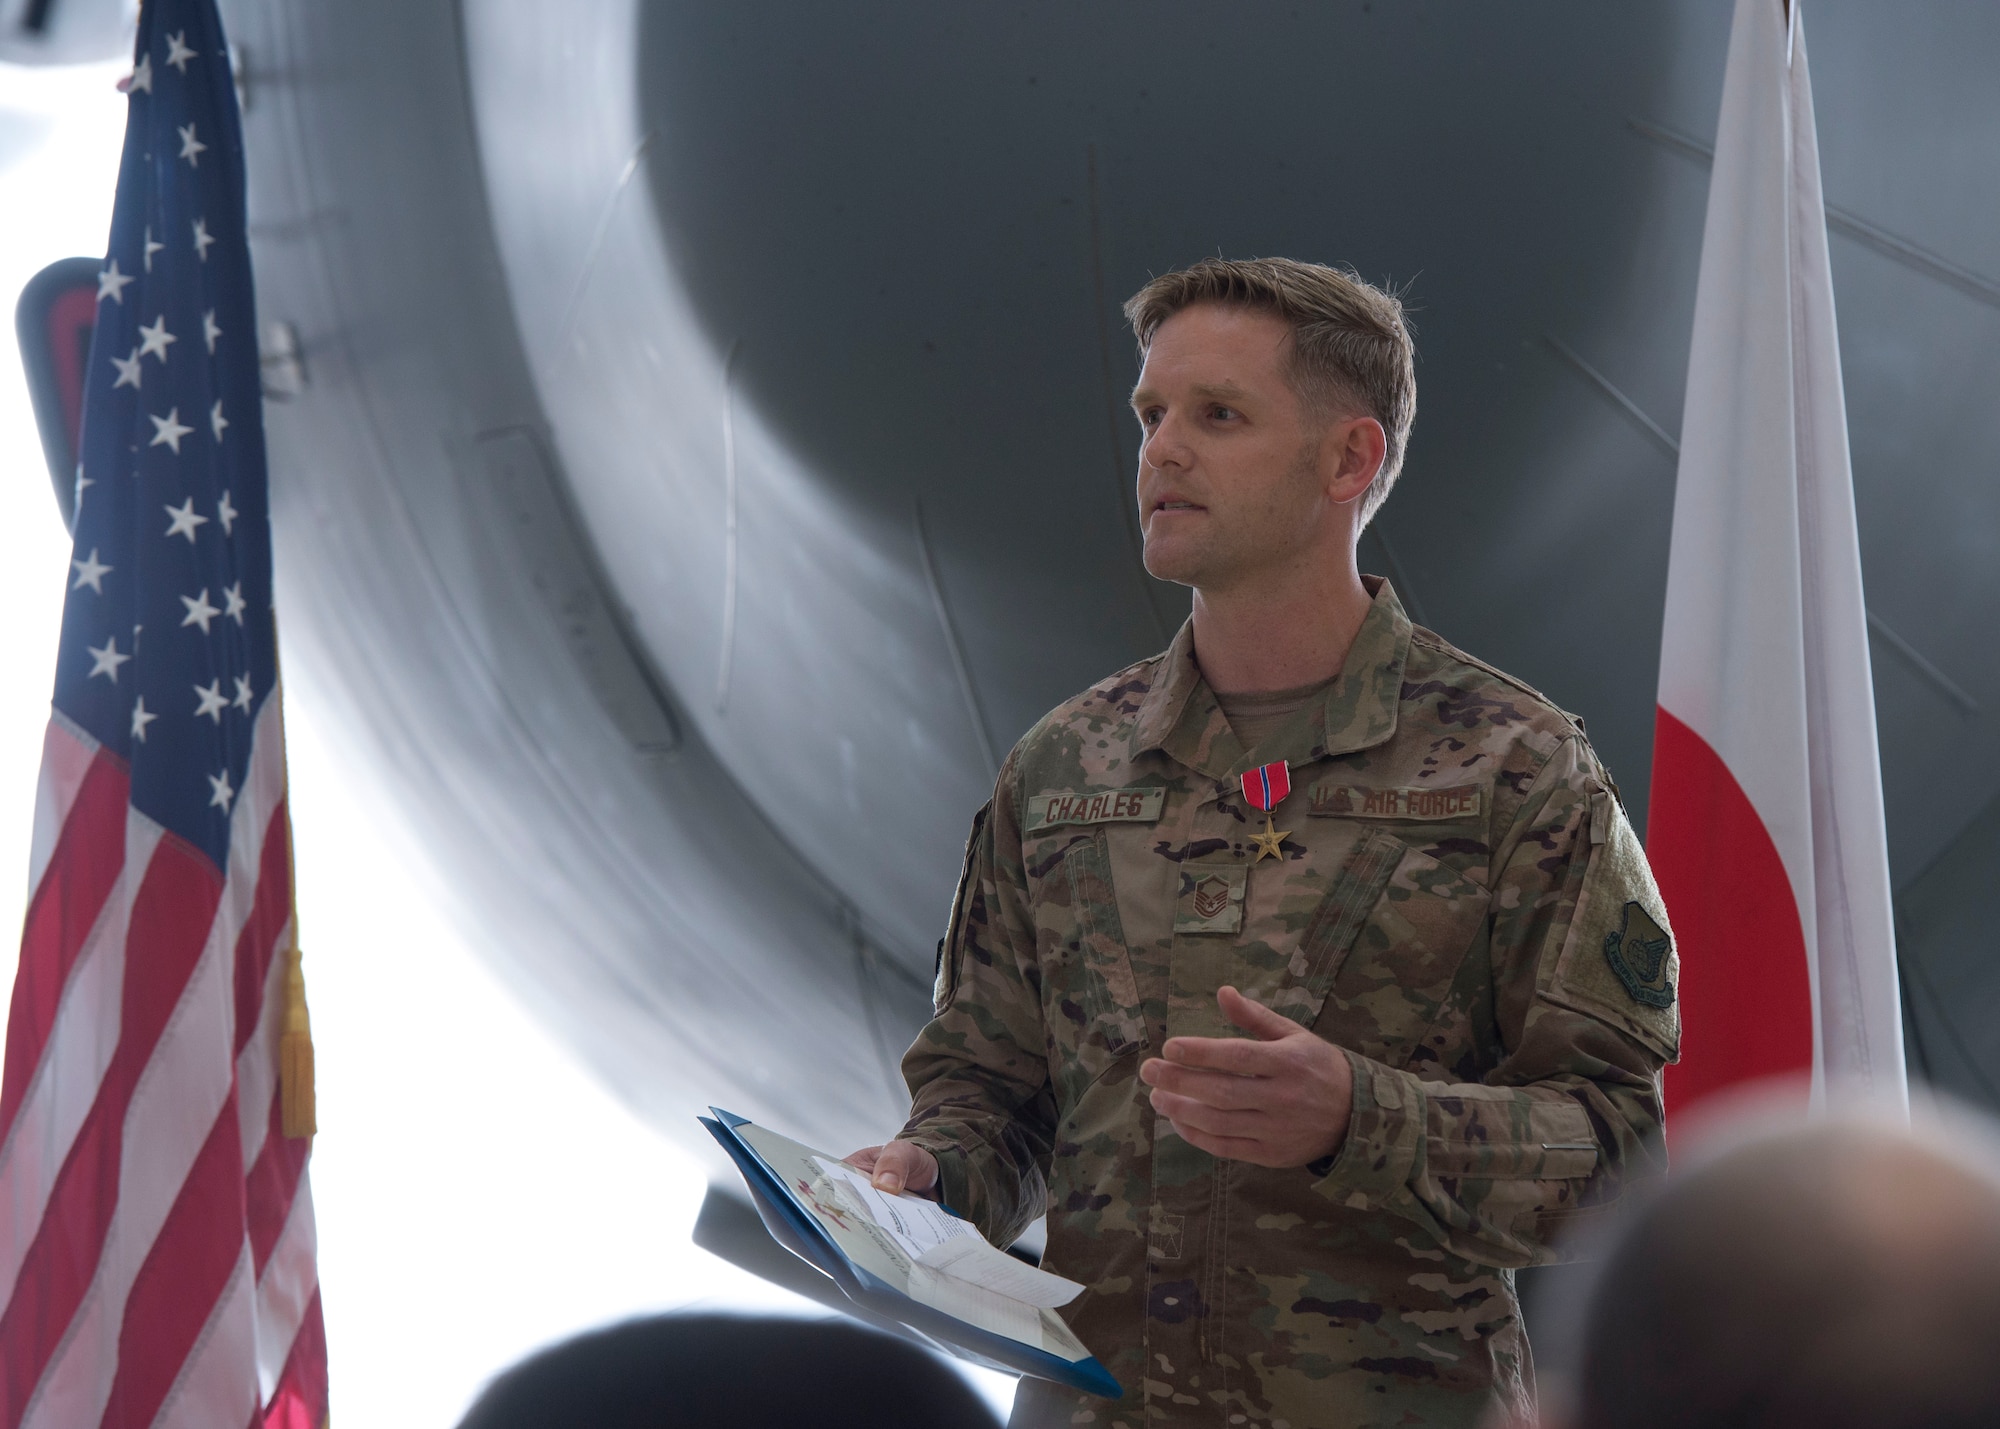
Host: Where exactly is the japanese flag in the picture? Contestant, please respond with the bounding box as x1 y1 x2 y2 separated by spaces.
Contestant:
1648 0 1906 1116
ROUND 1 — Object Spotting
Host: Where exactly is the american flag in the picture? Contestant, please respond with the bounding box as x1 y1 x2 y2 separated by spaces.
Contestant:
0 1 328 1426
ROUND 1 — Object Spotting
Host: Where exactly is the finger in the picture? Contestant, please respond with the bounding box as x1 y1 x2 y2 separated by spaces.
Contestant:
1161 1034 1285 1075
1141 1061 1270 1111
869 1143 915 1192
871 1142 937 1194
843 1146 883 1173
1218 984 1302 1042
872 1144 919 1192
1148 1087 1267 1137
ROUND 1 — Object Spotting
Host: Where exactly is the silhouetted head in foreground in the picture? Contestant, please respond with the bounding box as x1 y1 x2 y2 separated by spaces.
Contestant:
1569 1117 2000 1429
455 1312 1000 1429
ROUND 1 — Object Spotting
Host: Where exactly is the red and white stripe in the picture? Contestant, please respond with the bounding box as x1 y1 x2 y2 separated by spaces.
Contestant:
0 692 327 1429
1649 0 1905 1117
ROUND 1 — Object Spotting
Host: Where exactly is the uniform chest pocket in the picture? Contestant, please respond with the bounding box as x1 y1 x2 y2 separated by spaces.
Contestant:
1031 831 1146 1071
1306 835 1492 1069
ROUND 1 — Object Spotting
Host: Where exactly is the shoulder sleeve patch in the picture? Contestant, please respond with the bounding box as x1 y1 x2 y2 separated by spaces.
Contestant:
1603 901 1675 1009
1542 790 1681 1062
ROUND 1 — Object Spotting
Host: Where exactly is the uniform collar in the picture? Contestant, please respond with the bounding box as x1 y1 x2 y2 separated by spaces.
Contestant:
1131 576 1413 781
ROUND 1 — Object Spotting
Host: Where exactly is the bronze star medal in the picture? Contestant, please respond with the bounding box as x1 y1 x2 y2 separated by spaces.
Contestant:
1240 760 1293 863
1249 819 1290 863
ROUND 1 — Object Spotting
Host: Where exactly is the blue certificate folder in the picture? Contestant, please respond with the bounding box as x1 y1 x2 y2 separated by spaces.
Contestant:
700 1108 1121 1399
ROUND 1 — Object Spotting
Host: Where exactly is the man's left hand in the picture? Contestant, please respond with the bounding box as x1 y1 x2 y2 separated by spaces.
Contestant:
1139 985 1354 1168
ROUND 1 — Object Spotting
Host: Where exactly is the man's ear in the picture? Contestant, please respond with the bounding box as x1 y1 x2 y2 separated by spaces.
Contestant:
1324 416 1386 505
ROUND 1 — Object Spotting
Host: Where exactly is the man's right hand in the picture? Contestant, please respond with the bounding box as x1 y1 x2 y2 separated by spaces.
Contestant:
844 1141 941 1199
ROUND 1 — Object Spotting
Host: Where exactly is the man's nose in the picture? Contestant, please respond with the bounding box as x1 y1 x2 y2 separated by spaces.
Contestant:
1142 412 1192 472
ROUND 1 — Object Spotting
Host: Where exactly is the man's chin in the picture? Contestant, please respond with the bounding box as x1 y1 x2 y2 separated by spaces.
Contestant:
1140 544 1204 588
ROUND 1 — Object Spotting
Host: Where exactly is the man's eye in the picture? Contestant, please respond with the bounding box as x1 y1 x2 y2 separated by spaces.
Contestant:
1211 406 1238 421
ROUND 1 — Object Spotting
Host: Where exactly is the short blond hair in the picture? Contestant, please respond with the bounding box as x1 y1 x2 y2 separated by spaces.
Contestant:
1123 257 1417 526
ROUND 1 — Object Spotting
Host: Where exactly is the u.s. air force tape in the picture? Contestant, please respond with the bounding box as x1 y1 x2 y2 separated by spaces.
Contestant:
1308 783 1483 820
1025 787 1167 831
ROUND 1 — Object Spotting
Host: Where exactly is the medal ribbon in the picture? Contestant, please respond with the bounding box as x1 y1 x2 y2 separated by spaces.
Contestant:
1240 760 1292 811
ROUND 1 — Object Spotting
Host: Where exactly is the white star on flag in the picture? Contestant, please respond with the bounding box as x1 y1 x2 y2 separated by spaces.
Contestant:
111 348 143 391
149 408 195 453
177 122 206 167
222 582 247 623
87 637 131 683
209 400 228 442
127 52 152 93
73 472 93 517
97 259 135 304
193 678 229 723
192 217 215 260
165 30 197 72
216 490 238 535
202 309 221 353
232 675 254 713
71 549 112 594
143 226 163 272
180 588 221 633
207 769 235 811
164 497 208 542
130 695 157 742
138 314 176 362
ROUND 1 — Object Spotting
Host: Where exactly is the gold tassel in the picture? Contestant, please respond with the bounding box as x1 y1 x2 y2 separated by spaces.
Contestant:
270 631 316 1140
280 944 316 1138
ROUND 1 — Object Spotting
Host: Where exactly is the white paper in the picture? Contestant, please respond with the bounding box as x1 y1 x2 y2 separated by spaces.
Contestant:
814 1158 978 1259
730 1122 1099 1363
813 1157 1083 1308
906 1263 1046 1345
916 1236 1084 1308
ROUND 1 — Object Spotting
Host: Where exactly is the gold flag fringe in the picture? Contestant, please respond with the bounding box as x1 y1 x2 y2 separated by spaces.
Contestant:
272 628 315 1139
280 943 316 1138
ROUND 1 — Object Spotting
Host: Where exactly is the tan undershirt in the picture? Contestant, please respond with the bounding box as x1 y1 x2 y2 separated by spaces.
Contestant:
1212 675 1337 754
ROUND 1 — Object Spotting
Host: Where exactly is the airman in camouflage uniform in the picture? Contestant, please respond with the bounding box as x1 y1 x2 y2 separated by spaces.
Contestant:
853 256 1679 1426
895 577 1678 1427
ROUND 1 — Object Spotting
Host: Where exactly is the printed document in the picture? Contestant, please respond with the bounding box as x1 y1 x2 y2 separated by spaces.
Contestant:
813 1157 1084 1307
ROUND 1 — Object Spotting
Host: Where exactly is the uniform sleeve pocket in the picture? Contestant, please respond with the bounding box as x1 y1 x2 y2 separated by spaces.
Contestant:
1424 1092 1599 1180
1541 792 1681 1062
933 803 989 1015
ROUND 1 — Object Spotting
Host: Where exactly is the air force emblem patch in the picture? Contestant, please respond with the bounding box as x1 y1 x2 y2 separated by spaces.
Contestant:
1603 901 1675 1009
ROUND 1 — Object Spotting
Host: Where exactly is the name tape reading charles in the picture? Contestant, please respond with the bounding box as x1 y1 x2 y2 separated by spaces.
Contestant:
1026 787 1168 832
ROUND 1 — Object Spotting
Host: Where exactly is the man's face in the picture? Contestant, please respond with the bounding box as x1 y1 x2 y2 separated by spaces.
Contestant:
1129 303 1339 592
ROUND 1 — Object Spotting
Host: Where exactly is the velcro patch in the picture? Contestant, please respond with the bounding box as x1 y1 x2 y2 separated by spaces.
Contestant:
1174 865 1246 935
1025 787 1166 832
1308 783 1483 821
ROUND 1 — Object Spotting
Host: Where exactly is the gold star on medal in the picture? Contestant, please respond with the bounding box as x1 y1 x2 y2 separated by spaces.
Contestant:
1249 816 1290 863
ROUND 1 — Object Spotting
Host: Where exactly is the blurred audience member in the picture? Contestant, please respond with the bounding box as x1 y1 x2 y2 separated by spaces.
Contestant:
1552 1112 2000 1429
455 1312 1000 1429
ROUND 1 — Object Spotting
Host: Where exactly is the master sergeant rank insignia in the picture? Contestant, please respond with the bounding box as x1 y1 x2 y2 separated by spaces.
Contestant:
1174 865 1247 935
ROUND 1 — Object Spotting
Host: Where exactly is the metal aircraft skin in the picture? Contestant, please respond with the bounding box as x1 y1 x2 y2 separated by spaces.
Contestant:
0 0 133 67
21 1 2000 1153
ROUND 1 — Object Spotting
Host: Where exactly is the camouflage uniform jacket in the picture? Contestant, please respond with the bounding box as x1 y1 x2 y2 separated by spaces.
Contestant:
899 579 1679 1429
